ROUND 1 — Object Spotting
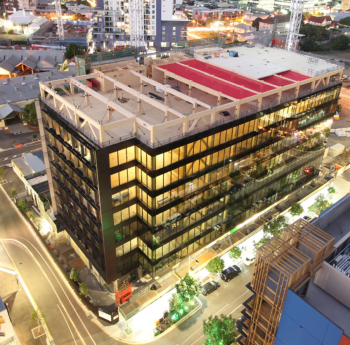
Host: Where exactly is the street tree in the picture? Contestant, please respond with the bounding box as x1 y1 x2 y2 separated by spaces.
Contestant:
175 273 202 304
327 187 336 200
228 247 242 260
332 35 350 50
169 293 182 312
290 202 304 219
22 101 37 125
79 282 89 296
263 215 289 238
70 268 80 283
65 43 85 59
203 314 237 345
206 257 225 274
18 200 28 213
0 168 4 181
309 193 332 215
252 17 263 30
11 188 17 199
30 308 45 326
339 17 350 26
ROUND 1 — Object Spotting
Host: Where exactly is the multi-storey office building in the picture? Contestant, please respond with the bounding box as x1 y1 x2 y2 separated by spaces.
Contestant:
38 46 342 284
87 0 188 51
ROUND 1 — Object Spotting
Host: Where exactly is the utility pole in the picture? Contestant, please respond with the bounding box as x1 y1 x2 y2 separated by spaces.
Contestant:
286 0 304 51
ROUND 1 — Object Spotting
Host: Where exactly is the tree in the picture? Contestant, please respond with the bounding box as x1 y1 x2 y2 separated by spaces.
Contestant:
28 211 35 222
332 35 350 50
339 17 350 26
203 314 237 345
309 193 332 215
299 38 319 52
72 13 88 21
79 282 89 296
229 247 242 260
0 168 4 181
290 203 304 218
18 200 28 213
175 273 202 304
263 215 289 238
11 188 17 199
8 29 13 34
70 268 80 283
328 187 336 200
65 43 85 59
169 293 182 312
206 257 225 274
252 17 262 31
22 101 37 125
31 308 45 326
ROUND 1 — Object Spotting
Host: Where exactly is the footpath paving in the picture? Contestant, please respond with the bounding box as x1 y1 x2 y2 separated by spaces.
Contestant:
0 242 46 345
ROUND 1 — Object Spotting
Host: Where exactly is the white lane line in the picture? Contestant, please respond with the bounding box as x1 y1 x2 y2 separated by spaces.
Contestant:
57 303 78 345
228 303 243 316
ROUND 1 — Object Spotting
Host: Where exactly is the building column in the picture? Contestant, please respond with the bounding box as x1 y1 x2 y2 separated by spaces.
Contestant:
35 100 58 215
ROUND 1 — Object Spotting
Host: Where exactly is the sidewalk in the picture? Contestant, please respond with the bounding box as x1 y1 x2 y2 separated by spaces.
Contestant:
0 242 46 345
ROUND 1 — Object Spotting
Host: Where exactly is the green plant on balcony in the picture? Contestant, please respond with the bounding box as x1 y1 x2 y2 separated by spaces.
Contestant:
114 230 125 242
229 170 241 180
324 128 330 137
292 169 301 180
266 188 276 199
153 235 161 249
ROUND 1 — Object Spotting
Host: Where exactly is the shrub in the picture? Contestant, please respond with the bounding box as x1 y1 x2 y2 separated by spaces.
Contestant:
206 257 225 274
18 200 28 212
228 247 242 260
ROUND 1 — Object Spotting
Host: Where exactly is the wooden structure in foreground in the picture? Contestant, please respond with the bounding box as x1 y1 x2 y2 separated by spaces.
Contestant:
237 219 335 345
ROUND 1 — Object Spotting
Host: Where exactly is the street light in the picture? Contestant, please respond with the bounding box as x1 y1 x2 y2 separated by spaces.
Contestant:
189 255 200 272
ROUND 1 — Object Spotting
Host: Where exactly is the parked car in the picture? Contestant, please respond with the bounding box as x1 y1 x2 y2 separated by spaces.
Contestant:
220 265 242 282
303 166 315 174
302 212 318 223
242 177 254 187
243 253 256 266
202 280 220 296
229 184 242 194
219 111 230 117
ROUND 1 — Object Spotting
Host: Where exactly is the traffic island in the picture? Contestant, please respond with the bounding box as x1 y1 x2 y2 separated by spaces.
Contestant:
153 297 201 337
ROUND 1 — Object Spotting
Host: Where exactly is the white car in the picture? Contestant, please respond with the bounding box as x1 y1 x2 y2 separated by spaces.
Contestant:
243 252 256 266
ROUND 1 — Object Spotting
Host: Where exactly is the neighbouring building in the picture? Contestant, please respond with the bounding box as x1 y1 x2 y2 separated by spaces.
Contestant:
306 15 333 26
243 12 269 25
88 0 188 51
259 14 290 35
236 30 272 45
232 23 256 34
237 193 350 345
191 8 244 22
38 46 342 285
0 296 20 345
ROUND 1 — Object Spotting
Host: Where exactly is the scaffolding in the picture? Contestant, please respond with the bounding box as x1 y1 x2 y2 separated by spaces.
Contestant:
55 0 64 40
286 0 304 51
238 219 335 345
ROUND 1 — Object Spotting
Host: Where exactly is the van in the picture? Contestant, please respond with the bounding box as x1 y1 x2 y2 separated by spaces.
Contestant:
167 213 182 224
243 253 255 266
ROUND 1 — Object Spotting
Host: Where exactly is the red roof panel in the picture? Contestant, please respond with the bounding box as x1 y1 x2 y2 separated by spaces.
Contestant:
260 75 295 86
277 70 310 81
159 63 256 99
181 59 276 92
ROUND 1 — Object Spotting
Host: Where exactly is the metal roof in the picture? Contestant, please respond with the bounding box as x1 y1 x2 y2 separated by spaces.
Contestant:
22 152 46 173
0 103 22 119
0 71 75 105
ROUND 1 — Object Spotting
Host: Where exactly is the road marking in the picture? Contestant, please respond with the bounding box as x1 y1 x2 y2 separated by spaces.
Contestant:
57 303 78 345
228 303 243 315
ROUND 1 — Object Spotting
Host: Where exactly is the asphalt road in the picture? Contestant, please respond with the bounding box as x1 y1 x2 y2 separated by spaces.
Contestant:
0 141 42 165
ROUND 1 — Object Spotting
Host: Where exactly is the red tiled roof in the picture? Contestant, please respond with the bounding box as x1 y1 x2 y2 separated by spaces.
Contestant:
308 15 332 24
260 15 290 24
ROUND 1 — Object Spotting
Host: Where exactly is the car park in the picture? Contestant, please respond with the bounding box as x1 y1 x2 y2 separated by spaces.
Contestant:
220 265 242 282
202 280 220 296
242 177 254 187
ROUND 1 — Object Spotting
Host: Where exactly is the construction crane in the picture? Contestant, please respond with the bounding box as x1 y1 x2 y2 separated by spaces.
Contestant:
55 0 64 40
285 0 304 52
129 0 145 51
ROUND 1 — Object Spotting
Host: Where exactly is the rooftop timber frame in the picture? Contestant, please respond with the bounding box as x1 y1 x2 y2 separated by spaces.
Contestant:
39 55 342 147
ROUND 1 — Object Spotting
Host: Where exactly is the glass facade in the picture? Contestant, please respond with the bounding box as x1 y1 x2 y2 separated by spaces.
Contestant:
41 85 340 282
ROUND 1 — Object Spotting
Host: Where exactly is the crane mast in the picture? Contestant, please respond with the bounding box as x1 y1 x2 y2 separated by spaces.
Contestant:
285 0 304 52
129 0 145 49
55 0 64 40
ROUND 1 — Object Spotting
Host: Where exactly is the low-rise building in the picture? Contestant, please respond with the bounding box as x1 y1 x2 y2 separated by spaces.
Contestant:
232 23 256 34
192 8 244 22
236 30 272 46
307 15 333 26
259 15 290 36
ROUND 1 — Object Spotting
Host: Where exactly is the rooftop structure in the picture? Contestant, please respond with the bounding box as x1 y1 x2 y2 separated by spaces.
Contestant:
40 47 342 148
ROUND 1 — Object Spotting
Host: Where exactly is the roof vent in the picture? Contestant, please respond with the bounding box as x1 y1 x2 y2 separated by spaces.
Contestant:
30 84 35 89
21 82 26 85
34 76 39 80
15 87 19 92
3 81 8 85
